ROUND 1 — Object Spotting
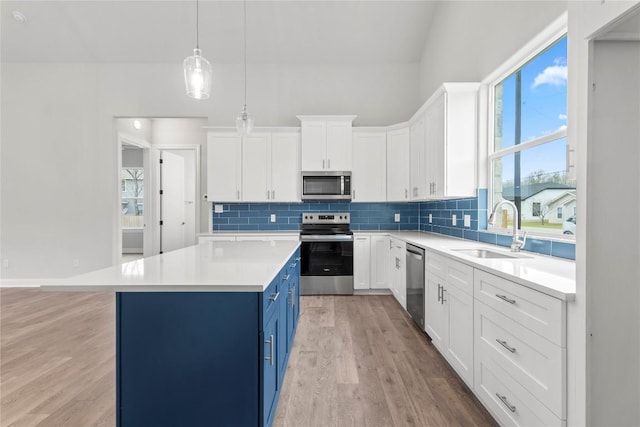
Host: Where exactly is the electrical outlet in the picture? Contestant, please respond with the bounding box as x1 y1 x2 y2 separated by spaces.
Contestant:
2 259 8 268
214 204 224 213
270 214 276 223
73 259 80 268
464 214 471 227
452 214 457 226
428 214 432 224
394 213 400 222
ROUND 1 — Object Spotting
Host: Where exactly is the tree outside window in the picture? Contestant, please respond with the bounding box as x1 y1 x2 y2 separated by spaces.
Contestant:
122 168 144 228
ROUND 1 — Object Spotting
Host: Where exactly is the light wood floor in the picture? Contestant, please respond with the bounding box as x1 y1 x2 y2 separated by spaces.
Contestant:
1 289 496 427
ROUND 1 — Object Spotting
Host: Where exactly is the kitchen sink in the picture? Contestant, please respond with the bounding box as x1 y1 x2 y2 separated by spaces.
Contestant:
451 248 532 259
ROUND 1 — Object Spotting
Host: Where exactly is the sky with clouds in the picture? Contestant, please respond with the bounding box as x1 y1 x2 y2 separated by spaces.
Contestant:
496 36 568 182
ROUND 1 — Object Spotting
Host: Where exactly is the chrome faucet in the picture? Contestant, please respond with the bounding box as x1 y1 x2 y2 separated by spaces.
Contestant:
488 200 527 252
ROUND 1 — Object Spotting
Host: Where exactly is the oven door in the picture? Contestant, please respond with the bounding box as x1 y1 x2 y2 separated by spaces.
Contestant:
299 235 354 295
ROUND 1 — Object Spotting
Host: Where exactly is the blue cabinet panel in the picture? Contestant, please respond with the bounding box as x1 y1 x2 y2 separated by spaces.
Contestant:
117 292 260 427
262 311 279 427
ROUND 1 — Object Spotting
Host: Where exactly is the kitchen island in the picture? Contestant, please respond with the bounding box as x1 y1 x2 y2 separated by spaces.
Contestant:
43 240 301 427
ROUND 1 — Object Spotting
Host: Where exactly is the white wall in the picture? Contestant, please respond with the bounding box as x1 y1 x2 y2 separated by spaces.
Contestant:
568 2 640 426
418 1 568 101
0 61 419 278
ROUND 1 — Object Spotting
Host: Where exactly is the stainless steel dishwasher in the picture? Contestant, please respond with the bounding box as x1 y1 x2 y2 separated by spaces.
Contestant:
406 244 425 329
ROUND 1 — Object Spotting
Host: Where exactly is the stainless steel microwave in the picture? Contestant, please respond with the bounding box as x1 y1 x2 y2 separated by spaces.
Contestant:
301 171 351 200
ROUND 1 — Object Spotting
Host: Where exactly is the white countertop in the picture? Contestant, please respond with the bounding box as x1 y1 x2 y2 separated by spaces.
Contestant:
41 241 300 293
362 231 576 301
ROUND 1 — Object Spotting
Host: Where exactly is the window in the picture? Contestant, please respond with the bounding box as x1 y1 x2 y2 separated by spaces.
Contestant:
489 34 573 238
532 202 541 217
121 168 144 228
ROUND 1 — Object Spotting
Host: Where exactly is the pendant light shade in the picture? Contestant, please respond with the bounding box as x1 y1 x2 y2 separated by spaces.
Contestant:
184 49 212 99
236 0 253 135
236 105 254 136
184 0 212 100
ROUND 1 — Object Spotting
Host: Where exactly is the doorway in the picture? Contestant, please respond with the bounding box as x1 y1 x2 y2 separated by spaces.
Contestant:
115 117 204 263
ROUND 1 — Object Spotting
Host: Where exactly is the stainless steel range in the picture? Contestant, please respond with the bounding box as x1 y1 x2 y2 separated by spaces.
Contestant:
299 212 354 295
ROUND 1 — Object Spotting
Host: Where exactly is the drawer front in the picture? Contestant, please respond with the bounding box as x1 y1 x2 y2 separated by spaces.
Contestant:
425 250 446 278
445 258 474 296
475 355 565 427
475 300 566 418
474 270 566 346
262 276 281 320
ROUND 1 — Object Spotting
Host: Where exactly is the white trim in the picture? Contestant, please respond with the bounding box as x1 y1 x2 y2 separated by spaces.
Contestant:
488 128 568 159
201 126 301 134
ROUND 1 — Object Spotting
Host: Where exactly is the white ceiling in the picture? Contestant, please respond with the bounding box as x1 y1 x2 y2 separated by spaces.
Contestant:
1 1 437 64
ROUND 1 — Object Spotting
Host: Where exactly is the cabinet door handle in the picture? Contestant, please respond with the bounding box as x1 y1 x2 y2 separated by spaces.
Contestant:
441 288 447 304
328 159 331 169
495 294 516 304
288 288 295 306
437 284 442 302
353 189 356 200
272 190 275 200
269 291 280 302
405 188 408 199
496 393 516 413
264 335 274 366
266 190 270 200
496 339 517 353
322 159 326 169
236 190 240 200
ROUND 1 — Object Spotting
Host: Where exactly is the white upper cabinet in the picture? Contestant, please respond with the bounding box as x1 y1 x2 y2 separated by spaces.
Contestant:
242 133 271 202
208 130 299 203
243 132 301 202
352 131 387 202
270 133 301 202
298 115 356 171
386 127 410 201
409 115 427 201
207 132 242 202
425 83 479 199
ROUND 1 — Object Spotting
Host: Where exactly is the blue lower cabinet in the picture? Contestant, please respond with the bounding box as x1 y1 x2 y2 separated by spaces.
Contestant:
116 248 301 427
262 311 279 427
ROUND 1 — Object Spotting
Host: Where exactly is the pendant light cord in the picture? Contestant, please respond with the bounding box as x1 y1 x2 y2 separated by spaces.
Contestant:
196 0 200 49
243 0 247 108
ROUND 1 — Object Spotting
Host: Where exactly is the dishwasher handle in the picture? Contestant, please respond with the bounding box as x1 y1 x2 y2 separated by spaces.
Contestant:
406 244 425 259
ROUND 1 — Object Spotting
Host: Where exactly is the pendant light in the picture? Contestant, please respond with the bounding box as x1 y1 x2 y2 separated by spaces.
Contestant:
236 0 254 135
184 0 212 100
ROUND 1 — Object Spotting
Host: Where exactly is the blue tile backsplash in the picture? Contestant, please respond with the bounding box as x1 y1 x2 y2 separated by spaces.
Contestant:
211 188 576 260
212 201 419 232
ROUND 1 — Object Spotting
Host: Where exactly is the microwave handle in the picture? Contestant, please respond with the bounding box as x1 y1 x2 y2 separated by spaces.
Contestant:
341 176 344 195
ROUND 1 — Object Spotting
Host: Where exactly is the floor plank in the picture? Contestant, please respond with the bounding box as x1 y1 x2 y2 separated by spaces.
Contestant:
1 289 496 427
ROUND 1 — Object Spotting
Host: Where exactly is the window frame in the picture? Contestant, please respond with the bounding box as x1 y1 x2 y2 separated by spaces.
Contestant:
484 15 571 241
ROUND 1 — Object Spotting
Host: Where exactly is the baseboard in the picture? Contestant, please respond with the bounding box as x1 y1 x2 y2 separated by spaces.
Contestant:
353 288 393 296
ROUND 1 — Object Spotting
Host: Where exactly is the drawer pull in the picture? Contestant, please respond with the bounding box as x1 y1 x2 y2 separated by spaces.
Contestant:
496 393 516 413
283 274 290 281
290 262 297 268
496 294 516 304
496 339 516 353
269 292 280 302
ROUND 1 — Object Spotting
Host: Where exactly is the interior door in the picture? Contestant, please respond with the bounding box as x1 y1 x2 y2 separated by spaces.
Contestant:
160 151 185 253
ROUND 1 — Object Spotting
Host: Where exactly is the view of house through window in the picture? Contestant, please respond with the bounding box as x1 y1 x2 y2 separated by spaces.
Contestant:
122 168 144 228
490 35 574 238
